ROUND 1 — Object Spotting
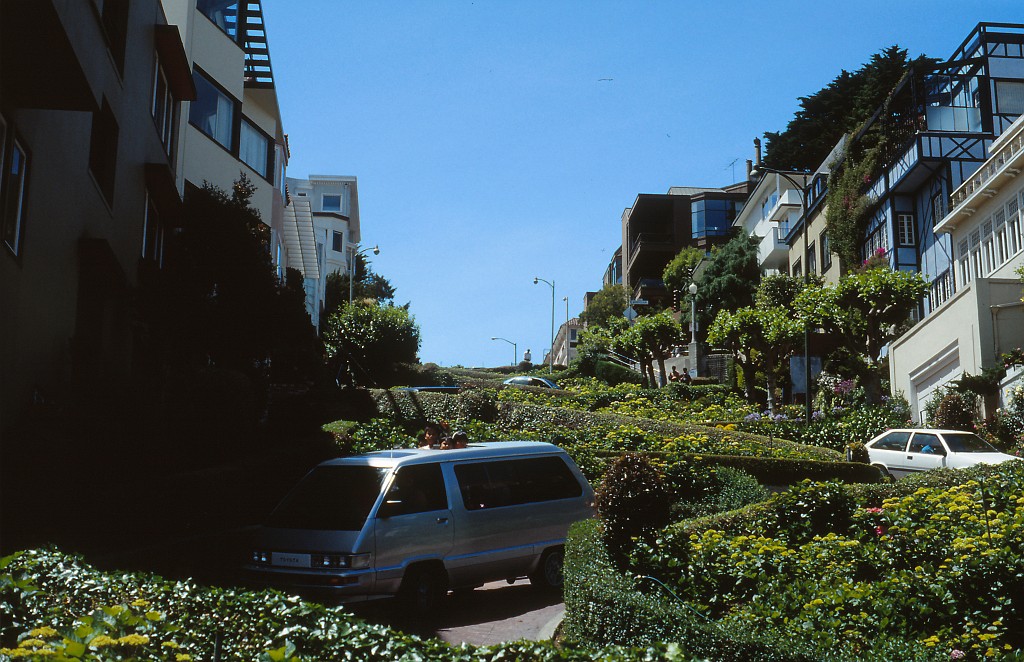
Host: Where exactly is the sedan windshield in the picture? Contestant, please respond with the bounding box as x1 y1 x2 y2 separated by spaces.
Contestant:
265 465 390 530
942 433 999 453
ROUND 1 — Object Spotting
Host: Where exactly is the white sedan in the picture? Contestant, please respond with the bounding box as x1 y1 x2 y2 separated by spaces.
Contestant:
864 428 1020 479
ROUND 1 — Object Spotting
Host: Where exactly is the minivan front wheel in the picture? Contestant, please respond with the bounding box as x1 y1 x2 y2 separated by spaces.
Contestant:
399 566 447 615
529 547 564 591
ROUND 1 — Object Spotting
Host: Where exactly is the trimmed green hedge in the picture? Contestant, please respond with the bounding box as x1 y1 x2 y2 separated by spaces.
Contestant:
0 548 697 661
596 452 883 486
563 519 945 661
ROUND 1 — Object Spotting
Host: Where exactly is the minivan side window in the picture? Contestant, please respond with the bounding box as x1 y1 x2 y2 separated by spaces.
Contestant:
381 464 448 516
455 456 582 511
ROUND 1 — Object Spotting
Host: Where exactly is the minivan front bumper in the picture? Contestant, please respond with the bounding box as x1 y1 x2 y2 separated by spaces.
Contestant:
242 564 381 602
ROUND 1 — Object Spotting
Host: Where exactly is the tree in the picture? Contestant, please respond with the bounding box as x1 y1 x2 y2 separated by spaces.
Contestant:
694 234 760 332
323 253 397 318
321 302 420 387
633 311 686 387
708 306 802 409
662 247 705 296
140 175 319 378
794 266 928 403
762 46 935 171
580 283 629 328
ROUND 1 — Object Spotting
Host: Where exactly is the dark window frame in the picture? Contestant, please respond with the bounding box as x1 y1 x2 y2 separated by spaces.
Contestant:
189 67 238 152
89 98 120 206
239 116 273 182
1 117 31 259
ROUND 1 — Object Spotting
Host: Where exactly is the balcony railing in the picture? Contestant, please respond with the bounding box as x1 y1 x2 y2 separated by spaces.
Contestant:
627 232 674 265
949 128 1024 212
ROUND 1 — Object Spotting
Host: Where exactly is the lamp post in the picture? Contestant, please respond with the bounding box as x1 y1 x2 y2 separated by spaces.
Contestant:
688 282 698 344
490 337 517 366
533 277 555 374
347 243 380 304
749 165 812 424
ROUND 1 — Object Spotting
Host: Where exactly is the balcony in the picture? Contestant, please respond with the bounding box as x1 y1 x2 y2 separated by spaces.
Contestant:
947 128 1024 215
767 189 802 222
757 226 789 271
627 232 674 266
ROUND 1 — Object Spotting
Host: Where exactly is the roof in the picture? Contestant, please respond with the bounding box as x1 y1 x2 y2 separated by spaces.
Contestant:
319 441 566 468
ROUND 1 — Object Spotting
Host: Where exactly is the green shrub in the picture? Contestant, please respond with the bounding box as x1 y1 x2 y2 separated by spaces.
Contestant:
597 454 671 564
932 391 976 431
663 462 769 520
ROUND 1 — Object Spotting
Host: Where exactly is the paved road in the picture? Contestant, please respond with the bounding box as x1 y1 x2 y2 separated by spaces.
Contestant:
350 580 565 646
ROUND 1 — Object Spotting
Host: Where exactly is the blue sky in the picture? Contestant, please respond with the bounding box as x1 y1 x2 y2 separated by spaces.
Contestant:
260 2 1022 369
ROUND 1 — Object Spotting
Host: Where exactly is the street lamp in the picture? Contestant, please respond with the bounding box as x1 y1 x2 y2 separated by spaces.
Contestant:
533 277 555 374
749 164 812 424
688 282 698 344
490 337 517 366
347 243 380 304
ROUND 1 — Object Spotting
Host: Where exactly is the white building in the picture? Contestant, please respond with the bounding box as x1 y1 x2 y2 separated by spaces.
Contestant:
164 0 287 244
285 175 361 330
889 113 1024 421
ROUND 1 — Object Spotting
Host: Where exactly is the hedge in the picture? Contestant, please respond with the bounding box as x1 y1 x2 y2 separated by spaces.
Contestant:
562 520 945 661
0 548 698 661
368 390 841 463
594 452 884 487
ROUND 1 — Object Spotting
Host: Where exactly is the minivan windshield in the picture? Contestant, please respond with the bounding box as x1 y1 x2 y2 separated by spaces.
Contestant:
265 465 390 530
943 433 999 453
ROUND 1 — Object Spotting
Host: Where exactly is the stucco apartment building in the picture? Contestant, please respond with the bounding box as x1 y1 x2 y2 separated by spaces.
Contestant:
0 0 306 432
285 175 362 331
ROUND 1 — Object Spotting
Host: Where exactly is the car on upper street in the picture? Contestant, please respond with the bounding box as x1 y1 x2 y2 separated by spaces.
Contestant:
502 376 559 389
862 428 1020 479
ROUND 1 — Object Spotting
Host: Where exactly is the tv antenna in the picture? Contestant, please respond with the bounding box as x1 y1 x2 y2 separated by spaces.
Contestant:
725 158 739 183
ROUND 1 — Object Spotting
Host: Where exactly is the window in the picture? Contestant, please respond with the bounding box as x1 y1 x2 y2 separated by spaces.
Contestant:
89 99 119 205
791 258 802 278
141 194 163 265
2 131 29 257
909 433 944 455
981 219 994 274
969 228 982 279
995 81 1024 115
807 242 816 275
995 208 1008 265
897 213 915 246
197 0 239 40
957 238 971 287
275 243 283 280
189 70 235 150
240 119 270 179
101 0 129 75
381 465 448 516
820 231 832 271
151 56 177 156
871 431 911 451
1010 192 1023 256
332 231 344 252
322 194 342 213
454 457 582 511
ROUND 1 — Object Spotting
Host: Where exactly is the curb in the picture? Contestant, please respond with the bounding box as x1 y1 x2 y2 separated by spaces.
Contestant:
537 607 564 641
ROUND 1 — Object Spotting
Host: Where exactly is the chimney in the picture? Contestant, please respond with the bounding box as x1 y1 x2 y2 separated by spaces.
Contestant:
745 159 753 180
753 138 762 166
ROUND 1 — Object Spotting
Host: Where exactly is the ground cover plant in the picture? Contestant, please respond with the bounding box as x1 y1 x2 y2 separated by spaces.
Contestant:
0 549 694 661
618 461 1024 660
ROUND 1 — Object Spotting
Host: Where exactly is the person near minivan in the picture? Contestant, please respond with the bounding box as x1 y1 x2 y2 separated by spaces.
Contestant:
442 430 468 449
419 421 444 448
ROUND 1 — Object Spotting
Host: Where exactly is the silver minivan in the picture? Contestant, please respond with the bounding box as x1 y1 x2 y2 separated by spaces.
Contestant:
244 441 595 609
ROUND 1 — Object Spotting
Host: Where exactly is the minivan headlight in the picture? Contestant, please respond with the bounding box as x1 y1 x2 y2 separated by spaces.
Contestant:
251 551 270 565
310 553 371 570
